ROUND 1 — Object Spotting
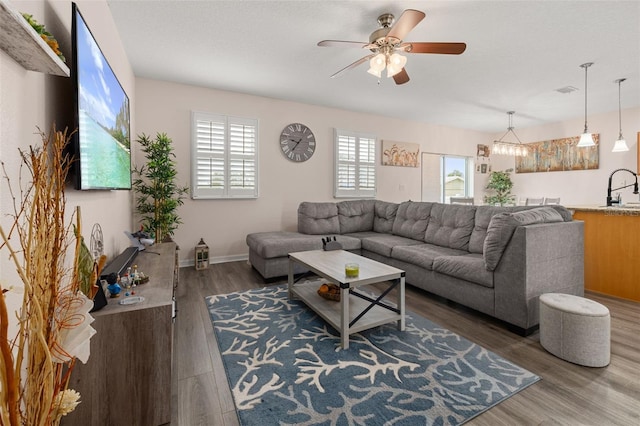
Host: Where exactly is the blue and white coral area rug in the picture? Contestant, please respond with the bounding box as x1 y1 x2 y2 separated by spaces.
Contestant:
206 285 539 425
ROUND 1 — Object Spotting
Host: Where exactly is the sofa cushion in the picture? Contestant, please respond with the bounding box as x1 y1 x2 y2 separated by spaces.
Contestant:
483 207 564 271
424 204 476 250
433 253 494 288
246 231 361 259
391 201 432 240
361 234 423 258
337 200 375 233
298 202 340 235
469 206 512 254
392 243 467 271
373 201 399 233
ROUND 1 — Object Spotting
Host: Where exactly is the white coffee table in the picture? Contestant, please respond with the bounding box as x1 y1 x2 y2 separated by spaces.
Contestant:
288 250 405 349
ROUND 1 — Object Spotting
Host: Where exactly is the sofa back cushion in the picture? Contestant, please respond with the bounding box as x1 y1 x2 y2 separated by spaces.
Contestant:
468 206 512 253
337 200 376 233
483 207 564 270
391 201 432 240
424 203 476 250
298 202 340 235
373 201 399 233
469 204 573 254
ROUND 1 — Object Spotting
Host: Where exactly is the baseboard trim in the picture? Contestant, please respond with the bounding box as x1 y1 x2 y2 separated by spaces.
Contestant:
179 254 249 268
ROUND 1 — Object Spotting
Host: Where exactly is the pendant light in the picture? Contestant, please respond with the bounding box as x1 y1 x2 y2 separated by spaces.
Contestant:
492 111 528 157
612 78 629 152
577 62 595 147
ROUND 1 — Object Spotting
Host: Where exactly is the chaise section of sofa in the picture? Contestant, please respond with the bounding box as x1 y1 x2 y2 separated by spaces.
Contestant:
245 199 584 334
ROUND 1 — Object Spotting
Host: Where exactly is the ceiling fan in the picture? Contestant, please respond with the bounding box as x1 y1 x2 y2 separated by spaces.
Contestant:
318 9 466 85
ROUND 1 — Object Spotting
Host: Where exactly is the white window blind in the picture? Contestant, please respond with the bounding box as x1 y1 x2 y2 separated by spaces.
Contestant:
191 112 258 199
334 129 376 198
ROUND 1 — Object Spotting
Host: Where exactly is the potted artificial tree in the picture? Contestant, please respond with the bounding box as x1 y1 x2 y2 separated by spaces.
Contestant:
132 133 189 243
484 168 515 206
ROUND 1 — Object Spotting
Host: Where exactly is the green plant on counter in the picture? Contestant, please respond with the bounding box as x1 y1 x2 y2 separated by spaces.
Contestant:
22 13 65 62
484 168 515 206
132 133 189 243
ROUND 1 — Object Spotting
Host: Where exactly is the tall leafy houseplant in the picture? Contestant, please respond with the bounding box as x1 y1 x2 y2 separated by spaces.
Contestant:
484 168 515 206
132 133 189 242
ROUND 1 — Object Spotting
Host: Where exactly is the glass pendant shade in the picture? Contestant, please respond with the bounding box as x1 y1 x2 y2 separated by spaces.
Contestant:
577 132 595 147
612 78 629 152
612 138 629 152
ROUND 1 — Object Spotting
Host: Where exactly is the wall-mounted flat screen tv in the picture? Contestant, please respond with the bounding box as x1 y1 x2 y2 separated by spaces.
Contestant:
71 2 131 190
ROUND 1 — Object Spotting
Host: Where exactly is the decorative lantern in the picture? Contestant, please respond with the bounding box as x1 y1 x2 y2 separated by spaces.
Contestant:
195 238 209 270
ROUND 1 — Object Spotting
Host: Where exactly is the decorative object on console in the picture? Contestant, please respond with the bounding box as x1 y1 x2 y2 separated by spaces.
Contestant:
279 123 316 162
492 111 529 157
484 169 515 206
317 9 466 85
577 62 596 147
195 238 209 270
612 78 629 152
382 140 419 167
516 134 599 173
132 132 189 242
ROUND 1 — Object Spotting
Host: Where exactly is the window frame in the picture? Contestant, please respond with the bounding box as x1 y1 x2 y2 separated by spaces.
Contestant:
334 128 377 199
191 111 259 200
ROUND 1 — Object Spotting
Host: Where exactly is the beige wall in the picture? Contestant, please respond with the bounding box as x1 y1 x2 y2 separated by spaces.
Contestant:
1 0 134 327
135 78 490 265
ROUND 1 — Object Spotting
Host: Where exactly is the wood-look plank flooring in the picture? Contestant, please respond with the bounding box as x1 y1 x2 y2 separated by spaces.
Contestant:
171 261 640 425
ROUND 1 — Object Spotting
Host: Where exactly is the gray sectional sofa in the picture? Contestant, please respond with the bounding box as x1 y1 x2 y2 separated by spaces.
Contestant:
246 200 584 335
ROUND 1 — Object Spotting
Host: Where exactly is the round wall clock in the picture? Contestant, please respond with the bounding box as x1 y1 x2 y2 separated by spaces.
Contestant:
280 123 316 162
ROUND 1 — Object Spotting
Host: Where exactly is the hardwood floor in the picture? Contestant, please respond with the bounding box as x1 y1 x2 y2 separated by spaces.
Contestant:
171 261 640 425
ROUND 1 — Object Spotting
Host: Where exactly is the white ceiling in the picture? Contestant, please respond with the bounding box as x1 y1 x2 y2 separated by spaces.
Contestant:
106 0 640 133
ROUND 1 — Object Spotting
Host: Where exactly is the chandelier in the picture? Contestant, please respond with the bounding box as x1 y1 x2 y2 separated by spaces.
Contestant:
492 111 528 157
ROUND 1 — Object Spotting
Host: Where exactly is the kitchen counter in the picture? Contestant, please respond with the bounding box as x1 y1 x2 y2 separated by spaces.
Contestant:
568 206 639 302
567 204 640 213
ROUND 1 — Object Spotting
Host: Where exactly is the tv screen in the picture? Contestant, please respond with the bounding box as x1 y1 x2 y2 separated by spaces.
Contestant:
71 3 131 190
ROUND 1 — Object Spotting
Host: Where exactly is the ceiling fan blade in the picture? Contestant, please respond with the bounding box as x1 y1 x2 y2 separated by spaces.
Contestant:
318 40 369 48
330 54 375 78
401 42 467 55
387 9 426 41
393 68 410 85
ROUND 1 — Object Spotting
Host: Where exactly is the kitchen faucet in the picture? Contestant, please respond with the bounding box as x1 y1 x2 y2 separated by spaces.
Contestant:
606 168 639 206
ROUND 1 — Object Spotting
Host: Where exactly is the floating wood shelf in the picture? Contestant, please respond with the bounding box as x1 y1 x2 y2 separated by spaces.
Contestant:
0 0 69 76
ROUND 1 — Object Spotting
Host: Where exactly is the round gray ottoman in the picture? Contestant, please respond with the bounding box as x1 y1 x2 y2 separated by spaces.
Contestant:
539 293 610 367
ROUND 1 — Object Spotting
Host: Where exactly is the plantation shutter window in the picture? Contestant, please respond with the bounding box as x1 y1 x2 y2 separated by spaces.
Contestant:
334 129 377 198
191 112 259 199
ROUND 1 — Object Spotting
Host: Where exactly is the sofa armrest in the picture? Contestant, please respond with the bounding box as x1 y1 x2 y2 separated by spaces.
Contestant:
493 220 584 330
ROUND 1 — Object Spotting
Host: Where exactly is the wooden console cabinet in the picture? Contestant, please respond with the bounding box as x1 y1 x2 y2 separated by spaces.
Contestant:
63 242 177 426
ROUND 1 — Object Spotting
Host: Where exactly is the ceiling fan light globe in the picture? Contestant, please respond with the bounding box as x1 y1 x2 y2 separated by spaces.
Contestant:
612 138 629 152
367 67 382 78
577 132 595 147
369 53 386 71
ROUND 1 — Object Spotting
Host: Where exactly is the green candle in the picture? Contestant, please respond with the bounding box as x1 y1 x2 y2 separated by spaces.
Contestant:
345 263 359 278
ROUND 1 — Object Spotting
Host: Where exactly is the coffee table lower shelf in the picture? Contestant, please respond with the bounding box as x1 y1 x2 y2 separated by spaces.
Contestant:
291 281 403 343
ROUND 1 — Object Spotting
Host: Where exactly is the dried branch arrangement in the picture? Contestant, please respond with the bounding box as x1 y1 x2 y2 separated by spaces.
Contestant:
0 126 99 425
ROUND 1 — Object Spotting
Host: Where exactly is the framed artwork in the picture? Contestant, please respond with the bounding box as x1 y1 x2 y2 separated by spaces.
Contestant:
515 134 599 173
477 144 490 157
382 140 420 167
